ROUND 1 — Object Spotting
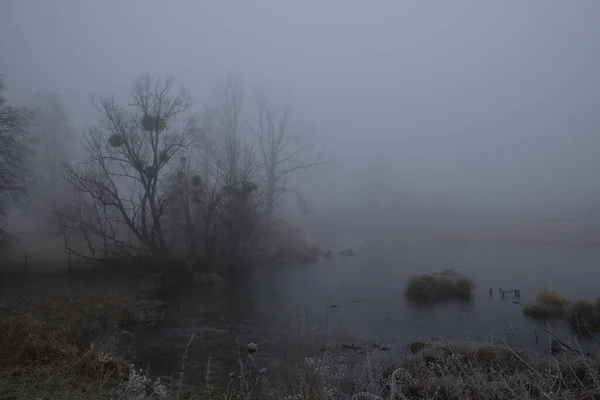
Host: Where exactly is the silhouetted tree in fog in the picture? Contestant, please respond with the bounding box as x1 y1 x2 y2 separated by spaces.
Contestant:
61 75 194 257
249 90 324 216
56 74 319 267
0 75 33 246
210 78 265 261
165 77 267 266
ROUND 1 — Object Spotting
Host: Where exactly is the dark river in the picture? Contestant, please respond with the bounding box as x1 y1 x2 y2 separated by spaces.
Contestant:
130 221 600 381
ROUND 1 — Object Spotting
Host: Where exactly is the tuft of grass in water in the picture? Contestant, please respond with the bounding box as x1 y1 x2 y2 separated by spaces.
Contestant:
404 269 474 301
523 288 571 320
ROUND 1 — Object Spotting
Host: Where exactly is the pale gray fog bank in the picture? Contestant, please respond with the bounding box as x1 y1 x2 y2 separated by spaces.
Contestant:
2 0 600 388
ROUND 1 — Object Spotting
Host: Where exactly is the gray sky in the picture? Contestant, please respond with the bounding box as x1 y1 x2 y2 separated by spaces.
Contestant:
2 0 600 212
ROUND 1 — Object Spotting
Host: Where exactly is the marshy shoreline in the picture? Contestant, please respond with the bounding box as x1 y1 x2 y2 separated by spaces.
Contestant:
2 265 600 399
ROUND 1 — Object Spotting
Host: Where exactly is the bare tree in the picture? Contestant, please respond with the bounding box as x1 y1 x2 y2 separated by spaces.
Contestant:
204 76 265 262
0 75 33 243
249 90 325 215
163 147 225 264
62 75 193 257
54 184 138 261
163 76 269 267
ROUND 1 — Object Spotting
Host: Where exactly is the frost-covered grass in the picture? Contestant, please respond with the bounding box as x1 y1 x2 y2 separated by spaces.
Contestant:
522 289 600 336
566 299 600 336
378 340 600 400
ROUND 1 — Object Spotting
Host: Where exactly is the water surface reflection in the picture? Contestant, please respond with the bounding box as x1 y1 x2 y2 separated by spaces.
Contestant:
132 233 600 380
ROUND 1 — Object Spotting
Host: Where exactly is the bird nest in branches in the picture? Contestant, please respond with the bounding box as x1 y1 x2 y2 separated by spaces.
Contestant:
141 113 166 132
108 134 124 147
190 174 202 187
144 166 158 179
159 150 170 163
132 160 145 171
191 191 202 204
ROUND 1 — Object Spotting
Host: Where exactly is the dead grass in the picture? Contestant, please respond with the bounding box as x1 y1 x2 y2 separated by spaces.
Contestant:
405 269 474 301
523 288 572 319
0 271 167 399
566 300 600 336
377 340 600 400
522 289 600 336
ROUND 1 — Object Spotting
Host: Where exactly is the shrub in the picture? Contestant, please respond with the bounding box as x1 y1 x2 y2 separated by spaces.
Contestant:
523 289 571 319
405 269 474 301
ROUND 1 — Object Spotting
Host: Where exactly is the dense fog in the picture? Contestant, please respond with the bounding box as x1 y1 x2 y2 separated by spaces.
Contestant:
2 0 600 243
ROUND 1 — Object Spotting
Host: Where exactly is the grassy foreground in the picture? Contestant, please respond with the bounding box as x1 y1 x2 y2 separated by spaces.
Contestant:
384 340 600 400
0 270 166 399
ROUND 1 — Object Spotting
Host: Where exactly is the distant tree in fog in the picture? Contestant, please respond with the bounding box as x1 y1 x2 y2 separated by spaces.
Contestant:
249 90 325 216
61 75 194 257
165 76 267 265
0 75 33 245
29 91 75 186
208 78 264 261
26 91 75 228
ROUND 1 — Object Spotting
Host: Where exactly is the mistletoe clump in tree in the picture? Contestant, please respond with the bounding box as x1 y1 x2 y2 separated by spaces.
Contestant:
60 75 195 258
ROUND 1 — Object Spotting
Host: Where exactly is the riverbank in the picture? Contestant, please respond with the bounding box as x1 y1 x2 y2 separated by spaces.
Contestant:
2 269 600 399
0 269 163 398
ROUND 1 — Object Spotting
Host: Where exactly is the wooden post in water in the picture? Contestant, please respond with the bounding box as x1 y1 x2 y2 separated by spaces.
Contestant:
489 288 493 296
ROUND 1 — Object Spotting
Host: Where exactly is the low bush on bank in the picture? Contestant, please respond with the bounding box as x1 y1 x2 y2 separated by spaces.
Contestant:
566 299 600 336
522 289 600 335
523 288 571 319
255 225 322 266
405 269 474 301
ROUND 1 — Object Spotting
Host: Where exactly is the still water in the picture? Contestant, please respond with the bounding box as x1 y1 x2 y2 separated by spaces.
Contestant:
130 223 600 380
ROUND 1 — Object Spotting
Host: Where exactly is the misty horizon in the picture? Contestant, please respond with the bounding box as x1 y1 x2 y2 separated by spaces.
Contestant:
2 1 600 215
